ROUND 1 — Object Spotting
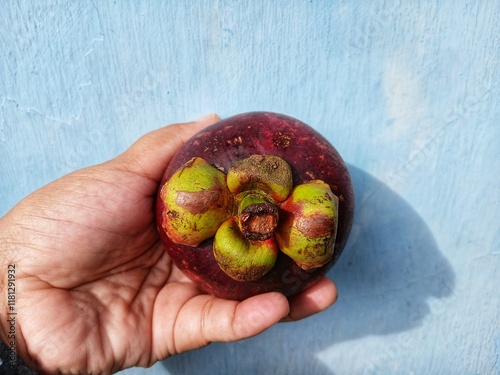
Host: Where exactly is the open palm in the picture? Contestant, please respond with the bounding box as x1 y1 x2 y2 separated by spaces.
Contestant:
0 115 337 374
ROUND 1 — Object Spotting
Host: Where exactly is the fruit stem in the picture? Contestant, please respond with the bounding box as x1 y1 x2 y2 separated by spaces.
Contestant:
238 193 279 241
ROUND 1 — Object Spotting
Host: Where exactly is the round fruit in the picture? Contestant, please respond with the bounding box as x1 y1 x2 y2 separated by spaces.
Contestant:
156 111 354 300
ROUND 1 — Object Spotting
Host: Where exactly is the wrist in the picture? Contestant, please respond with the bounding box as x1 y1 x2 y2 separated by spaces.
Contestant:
0 339 38 375
0 217 9 343
0 218 37 373
0 219 19 348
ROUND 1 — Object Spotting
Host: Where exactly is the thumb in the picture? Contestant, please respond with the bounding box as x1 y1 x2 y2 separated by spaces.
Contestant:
114 114 220 183
170 292 290 355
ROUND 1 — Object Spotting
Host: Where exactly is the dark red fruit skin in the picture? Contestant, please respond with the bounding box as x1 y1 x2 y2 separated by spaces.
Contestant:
156 112 354 300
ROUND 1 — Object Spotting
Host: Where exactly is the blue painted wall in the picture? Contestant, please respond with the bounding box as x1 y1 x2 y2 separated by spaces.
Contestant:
1 1 499 374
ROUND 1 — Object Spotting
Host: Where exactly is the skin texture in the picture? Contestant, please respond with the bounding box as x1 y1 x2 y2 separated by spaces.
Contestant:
0 114 338 375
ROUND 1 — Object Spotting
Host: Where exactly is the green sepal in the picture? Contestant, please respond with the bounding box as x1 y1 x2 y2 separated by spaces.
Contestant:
160 157 234 246
275 180 339 270
226 154 293 203
213 216 278 281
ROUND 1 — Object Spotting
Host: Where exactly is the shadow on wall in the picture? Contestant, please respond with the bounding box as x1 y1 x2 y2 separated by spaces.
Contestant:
162 166 456 375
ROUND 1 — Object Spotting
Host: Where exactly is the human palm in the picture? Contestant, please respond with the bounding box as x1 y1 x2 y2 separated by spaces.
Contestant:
0 116 337 374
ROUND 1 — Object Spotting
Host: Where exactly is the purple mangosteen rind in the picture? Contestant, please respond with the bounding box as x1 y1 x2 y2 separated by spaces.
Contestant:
156 111 354 301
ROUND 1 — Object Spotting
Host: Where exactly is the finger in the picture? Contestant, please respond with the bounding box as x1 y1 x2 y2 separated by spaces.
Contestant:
172 292 290 354
281 276 338 322
114 114 220 183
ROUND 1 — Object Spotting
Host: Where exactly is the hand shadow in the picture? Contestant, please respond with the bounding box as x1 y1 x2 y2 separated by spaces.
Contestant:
162 165 455 375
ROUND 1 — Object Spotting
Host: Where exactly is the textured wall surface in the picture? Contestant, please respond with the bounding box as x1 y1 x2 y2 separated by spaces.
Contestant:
1 1 499 374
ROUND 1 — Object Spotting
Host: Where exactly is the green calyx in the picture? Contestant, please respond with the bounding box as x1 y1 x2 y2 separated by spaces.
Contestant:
226 154 293 203
274 180 339 270
160 155 339 281
160 157 234 246
213 217 278 281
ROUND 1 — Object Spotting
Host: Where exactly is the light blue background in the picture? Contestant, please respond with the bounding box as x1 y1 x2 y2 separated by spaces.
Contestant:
1 1 499 374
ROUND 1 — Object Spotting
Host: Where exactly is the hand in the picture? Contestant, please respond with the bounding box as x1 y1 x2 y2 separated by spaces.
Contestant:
0 115 338 374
